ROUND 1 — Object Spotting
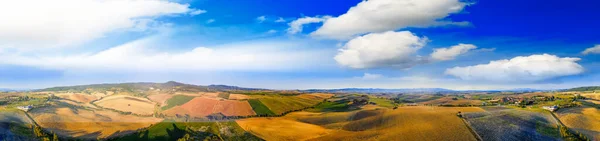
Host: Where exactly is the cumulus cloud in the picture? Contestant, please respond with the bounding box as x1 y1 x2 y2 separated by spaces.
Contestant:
287 16 331 34
0 0 197 49
0 36 329 72
190 9 207 16
361 73 383 79
445 54 584 82
582 45 600 55
275 17 286 23
311 0 469 39
430 44 477 61
256 16 267 23
334 31 428 69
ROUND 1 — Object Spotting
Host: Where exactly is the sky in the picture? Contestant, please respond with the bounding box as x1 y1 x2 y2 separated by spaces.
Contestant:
1 0 600 90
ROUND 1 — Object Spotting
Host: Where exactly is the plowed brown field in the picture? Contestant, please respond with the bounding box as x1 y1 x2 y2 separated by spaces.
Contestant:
163 97 255 117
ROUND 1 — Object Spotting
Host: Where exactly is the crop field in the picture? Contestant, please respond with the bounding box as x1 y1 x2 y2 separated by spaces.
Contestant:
556 107 600 140
239 106 483 141
237 117 332 141
147 94 174 106
296 93 334 100
248 99 275 116
218 93 231 99
56 93 98 103
251 95 324 115
94 95 156 115
420 97 483 106
581 93 600 100
163 97 255 117
229 94 250 100
463 107 561 141
368 97 395 108
395 94 443 103
30 104 162 139
213 100 256 116
160 95 195 110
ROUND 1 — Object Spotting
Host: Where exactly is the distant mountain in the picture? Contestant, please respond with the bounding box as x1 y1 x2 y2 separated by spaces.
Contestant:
207 85 266 91
0 88 13 92
302 88 455 94
37 81 267 93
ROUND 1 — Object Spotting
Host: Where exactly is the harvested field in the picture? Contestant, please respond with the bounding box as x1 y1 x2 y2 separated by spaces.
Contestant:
556 107 600 140
213 100 256 116
147 94 174 106
239 106 483 141
94 95 156 115
420 97 483 106
57 93 98 103
163 97 255 117
30 105 162 139
581 93 600 100
463 107 561 141
237 118 331 141
296 93 334 100
229 94 250 100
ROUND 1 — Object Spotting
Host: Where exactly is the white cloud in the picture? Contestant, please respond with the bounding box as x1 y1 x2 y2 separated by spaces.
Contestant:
445 54 584 82
582 45 600 55
0 0 196 49
266 30 277 34
361 73 383 79
430 44 477 61
190 9 207 16
0 37 329 72
334 31 428 69
256 16 267 23
275 17 286 23
206 19 216 24
311 0 469 39
287 16 331 34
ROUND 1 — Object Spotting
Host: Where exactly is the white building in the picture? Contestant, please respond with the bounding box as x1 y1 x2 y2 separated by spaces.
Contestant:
542 105 558 112
17 105 32 112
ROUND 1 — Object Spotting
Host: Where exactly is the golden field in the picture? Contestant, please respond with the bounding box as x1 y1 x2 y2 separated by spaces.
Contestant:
557 107 600 140
30 105 162 139
237 106 483 141
94 95 156 115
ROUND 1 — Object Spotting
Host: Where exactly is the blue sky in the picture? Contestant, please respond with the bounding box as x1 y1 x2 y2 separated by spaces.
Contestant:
0 0 599 90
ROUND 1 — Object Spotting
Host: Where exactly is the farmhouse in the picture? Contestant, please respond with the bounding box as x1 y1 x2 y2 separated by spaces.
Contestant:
542 105 558 112
17 105 33 112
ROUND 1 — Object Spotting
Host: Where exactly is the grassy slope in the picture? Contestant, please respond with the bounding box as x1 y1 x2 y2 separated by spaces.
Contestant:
161 95 195 110
248 99 275 116
114 120 262 141
368 97 395 108
253 95 321 115
308 100 350 112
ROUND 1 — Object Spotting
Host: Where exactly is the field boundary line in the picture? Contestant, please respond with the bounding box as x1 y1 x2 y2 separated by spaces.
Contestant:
460 117 482 141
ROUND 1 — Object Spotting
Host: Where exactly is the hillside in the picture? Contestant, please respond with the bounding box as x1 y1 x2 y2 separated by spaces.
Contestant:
567 86 600 92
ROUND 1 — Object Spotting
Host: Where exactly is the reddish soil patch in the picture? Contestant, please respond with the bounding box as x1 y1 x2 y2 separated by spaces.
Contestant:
147 94 174 106
229 94 250 100
214 100 255 116
163 97 255 118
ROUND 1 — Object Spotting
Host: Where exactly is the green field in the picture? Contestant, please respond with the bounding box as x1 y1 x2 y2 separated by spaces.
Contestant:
252 95 321 115
218 93 231 99
308 100 350 112
248 99 275 116
114 120 262 141
161 95 195 110
369 97 395 108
